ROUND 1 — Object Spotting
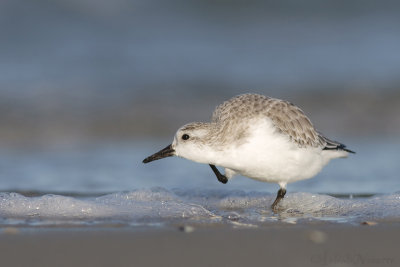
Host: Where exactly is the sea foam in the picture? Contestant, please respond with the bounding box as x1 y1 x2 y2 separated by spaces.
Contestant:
0 188 399 227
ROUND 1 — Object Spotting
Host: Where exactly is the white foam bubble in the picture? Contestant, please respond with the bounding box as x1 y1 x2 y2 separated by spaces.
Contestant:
0 189 399 227
278 192 400 221
0 188 216 226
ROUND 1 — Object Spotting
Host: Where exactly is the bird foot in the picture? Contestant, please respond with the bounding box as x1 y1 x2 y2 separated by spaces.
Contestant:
271 188 286 211
209 164 228 184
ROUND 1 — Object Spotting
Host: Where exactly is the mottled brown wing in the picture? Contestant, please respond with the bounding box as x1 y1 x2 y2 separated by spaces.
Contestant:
211 94 325 148
264 98 325 147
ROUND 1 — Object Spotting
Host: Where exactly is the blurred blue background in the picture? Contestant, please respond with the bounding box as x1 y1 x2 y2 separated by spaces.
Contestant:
0 0 399 194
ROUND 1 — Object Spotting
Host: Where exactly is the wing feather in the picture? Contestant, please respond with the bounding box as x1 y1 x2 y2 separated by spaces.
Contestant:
211 94 353 151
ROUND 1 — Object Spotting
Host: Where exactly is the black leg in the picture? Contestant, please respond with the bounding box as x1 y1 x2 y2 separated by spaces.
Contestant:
271 188 286 211
209 164 228 184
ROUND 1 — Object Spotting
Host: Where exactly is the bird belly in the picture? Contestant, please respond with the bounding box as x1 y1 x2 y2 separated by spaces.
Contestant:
216 119 328 184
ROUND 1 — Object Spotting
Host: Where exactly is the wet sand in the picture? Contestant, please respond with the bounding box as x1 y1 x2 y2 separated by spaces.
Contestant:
0 224 398 267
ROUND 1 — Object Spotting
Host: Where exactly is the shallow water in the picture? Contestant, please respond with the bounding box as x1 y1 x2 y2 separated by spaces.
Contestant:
0 140 399 193
0 140 399 228
0 189 399 228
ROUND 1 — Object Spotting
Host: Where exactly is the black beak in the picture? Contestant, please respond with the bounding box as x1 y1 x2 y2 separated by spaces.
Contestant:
143 144 175 163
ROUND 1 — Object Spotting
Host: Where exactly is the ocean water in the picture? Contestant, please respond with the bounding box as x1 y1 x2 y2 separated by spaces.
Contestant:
2 0 400 95
1 189 399 228
0 139 399 228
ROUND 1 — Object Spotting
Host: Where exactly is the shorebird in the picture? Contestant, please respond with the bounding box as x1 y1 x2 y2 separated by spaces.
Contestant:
143 94 354 210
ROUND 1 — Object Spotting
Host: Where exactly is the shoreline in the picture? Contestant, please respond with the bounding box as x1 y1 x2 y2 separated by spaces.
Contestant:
0 224 398 267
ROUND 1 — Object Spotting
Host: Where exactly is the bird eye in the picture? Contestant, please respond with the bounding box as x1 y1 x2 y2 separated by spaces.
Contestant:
181 134 190 140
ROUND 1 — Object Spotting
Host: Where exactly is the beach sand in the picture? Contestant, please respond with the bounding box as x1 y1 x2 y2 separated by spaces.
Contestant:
0 223 398 267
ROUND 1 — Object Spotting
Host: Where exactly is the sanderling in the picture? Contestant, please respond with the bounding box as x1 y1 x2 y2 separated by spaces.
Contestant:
143 94 354 210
